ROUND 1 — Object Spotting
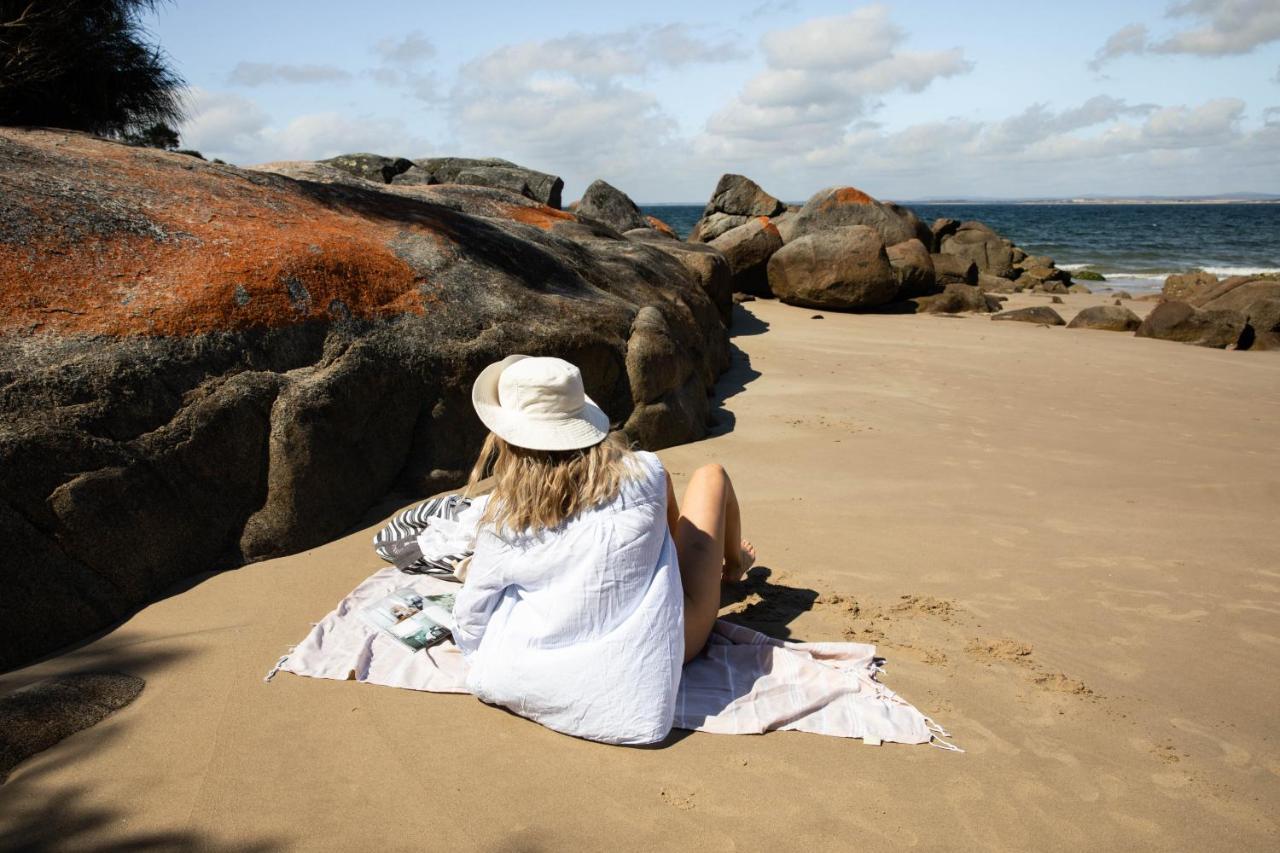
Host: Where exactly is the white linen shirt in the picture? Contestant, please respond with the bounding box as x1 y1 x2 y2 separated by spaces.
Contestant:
451 450 685 745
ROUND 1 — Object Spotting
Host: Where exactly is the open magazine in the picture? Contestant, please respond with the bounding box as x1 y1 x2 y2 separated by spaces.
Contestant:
358 588 457 651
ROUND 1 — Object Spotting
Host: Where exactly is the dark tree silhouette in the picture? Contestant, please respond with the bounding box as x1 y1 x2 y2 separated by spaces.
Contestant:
0 0 185 137
123 120 179 149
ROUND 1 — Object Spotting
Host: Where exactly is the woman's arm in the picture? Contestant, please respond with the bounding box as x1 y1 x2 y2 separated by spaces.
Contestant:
451 553 507 656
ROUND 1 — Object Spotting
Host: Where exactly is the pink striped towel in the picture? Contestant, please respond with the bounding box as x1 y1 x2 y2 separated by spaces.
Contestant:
269 567 956 749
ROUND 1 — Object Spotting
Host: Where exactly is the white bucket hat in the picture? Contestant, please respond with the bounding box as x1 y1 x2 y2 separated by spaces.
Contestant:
471 355 611 451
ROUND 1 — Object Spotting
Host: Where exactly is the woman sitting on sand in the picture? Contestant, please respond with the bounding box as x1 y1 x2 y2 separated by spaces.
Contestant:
452 355 754 745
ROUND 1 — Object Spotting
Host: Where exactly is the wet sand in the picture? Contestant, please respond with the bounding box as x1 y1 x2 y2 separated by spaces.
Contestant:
2 293 1278 851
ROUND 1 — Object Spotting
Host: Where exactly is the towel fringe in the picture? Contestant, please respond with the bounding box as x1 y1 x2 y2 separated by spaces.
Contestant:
924 718 963 752
263 653 290 683
930 735 964 752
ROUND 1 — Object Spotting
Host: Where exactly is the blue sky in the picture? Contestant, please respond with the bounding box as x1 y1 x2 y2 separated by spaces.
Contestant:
151 0 1280 202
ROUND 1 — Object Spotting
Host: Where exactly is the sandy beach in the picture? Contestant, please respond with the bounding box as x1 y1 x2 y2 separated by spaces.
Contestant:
2 292 1278 852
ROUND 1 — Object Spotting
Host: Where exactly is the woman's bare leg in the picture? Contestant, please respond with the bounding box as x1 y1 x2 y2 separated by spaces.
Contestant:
672 463 750 663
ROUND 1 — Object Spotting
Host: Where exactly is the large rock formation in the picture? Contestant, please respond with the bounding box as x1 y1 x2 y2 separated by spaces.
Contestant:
931 254 978 286
790 187 930 247
391 156 564 209
1135 301 1248 349
623 231 733 327
1196 279 1280 350
688 174 785 243
1162 269 1219 303
575 179 648 233
708 217 784 296
937 221 1015 278
886 239 936 298
766 226 898 310
0 129 728 669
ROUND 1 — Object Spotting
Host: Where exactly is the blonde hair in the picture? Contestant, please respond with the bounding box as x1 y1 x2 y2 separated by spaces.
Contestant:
467 431 637 535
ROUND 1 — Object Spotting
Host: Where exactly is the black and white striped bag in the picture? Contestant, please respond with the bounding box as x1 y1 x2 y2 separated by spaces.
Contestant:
373 493 474 578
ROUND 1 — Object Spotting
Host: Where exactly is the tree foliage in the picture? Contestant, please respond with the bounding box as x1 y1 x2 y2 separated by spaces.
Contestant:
0 0 185 137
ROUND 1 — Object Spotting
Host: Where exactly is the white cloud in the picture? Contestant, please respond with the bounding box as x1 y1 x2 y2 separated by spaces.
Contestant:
179 88 269 157
1092 0 1280 67
368 30 437 102
463 24 745 85
760 5 899 70
178 87 431 164
685 91 1269 201
446 24 744 194
227 62 351 86
374 30 436 65
1089 23 1149 69
1156 0 1280 55
702 5 972 156
981 96 1156 153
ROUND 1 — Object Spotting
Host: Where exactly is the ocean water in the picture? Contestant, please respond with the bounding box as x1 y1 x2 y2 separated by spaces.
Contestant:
641 202 1280 294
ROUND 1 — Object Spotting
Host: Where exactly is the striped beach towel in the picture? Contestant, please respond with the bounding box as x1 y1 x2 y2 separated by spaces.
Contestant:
270 495 958 749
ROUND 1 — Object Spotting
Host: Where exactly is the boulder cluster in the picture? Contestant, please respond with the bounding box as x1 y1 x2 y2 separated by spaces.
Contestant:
674 172 1278 352
678 175 1095 315
1145 271 1280 350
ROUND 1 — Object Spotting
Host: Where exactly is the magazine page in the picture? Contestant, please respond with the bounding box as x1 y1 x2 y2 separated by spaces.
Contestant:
359 588 456 651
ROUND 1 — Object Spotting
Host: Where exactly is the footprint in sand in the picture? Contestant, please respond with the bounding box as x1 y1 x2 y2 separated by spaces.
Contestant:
966 638 1035 665
966 637 1095 698
659 787 696 811
1033 672 1093 696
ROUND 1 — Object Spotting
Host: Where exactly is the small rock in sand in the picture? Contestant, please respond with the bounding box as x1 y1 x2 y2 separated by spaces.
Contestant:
992 306 1065 326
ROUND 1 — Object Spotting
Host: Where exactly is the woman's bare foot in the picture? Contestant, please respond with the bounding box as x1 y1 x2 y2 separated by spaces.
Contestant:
722 539 757 583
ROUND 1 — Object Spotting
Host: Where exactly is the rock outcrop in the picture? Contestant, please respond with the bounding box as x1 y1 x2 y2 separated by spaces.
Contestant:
791 187 930 247
931 254 978 286
391 156 564 208
575 179 648 233
937 221 1015 278
1162 269 1219 303
1196 278 1280 350
322 153 413 184
708 217 784 296
1067 305 1142 332
623 231 733 327
886 239 936 298
908 283 1001 314
689 174 786 243
1135 301 1248 349
767 226 898 310
0 129 728 668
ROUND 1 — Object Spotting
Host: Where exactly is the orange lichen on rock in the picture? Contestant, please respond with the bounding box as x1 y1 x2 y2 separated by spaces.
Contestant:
758 216 782 238
646 215 677 238
0 132 431 337
822 187 874 209
498 203 576 230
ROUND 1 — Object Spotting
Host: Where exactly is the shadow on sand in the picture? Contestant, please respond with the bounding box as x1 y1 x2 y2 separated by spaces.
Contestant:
707 304 767 436
0 645 284 852
719 566 819 641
